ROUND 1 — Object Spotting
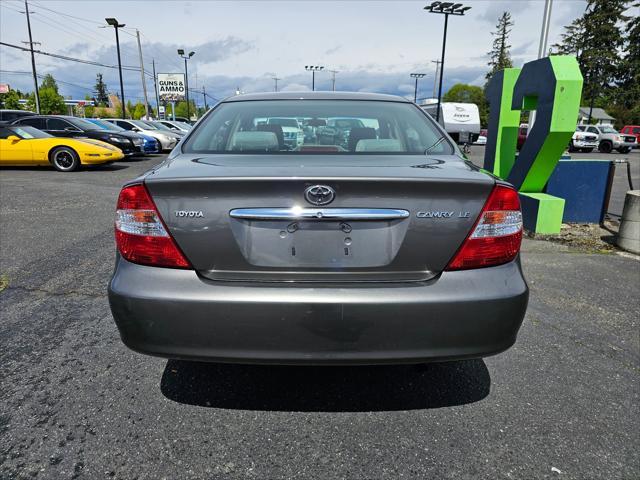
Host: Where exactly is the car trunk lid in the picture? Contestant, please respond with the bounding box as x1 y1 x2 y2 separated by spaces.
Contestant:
144 154 494 282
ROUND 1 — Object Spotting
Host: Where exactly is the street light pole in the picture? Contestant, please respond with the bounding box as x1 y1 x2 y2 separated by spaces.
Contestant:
410 73 426 104
105 18 126 119
178 49 195 120
305 65 324 91
424 2 471 122
272 76 281 92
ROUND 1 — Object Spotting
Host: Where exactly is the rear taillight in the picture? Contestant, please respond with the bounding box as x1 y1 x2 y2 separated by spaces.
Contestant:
115 184 191 269
445 184 523 271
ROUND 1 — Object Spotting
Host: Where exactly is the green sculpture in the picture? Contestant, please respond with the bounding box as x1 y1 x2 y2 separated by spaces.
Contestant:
483 56 583 234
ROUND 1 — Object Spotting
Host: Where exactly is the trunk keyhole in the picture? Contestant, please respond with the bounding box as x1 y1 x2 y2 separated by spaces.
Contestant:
340 222 352 233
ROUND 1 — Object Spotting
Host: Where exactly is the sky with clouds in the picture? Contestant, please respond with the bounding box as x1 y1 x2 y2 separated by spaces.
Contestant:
0 0 595 106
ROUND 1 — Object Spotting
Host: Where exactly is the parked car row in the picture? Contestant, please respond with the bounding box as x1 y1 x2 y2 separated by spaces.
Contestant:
0 109 196 172
577 124 637 153
0 124 124 171
486 122 637 154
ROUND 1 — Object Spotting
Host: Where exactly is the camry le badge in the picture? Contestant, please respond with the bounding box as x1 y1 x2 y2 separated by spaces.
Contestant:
417 211 471 218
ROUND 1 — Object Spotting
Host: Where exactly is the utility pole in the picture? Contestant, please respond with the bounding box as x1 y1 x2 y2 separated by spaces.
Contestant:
152 59 161 119
135 29 150 119
202 85 208 110
24 0 40 113
431 60 441 98
328 70 338 91
529 0 554 130
272 76 280 92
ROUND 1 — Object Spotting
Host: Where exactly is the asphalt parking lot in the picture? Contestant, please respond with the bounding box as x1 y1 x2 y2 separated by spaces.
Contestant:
1 154 638 479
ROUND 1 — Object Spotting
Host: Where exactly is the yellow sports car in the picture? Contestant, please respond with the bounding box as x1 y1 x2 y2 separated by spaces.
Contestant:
0 124 124 172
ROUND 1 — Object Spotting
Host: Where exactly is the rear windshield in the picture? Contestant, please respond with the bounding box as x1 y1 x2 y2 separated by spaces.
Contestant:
67 117 101 131
87 119 124 131
182 100 453 155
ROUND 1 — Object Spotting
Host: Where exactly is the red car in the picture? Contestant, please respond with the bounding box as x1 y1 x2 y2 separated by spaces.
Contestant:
621 126 640 147
516 124 528 150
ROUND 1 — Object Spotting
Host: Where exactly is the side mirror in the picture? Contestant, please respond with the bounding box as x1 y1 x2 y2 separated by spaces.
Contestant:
132 127 140 132
64 127 78 132
7 135 21 143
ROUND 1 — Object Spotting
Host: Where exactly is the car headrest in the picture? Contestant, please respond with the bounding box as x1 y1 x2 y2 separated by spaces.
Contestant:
348 127 376 151
230 131 279 151
256 124 285 149
355 139 403 152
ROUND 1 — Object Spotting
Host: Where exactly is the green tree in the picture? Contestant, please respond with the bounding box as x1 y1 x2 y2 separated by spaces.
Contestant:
443 83 488 127
27 87 66 114
40 73 59 93
553 0 629 112
174 100 197 119
132 102 147 120
94 73 109 106
82 95 95 118
23 74 66 114
614 1 639 124
0 89 22 109
486 12 514 84
94 107 109 118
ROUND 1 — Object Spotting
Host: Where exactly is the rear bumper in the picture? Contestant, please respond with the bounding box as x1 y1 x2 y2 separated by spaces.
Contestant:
573 140 598 148
613 140 636 148
108 257 528 365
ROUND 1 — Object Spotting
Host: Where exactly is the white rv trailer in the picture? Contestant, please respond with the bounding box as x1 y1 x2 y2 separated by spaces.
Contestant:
420 101 481 144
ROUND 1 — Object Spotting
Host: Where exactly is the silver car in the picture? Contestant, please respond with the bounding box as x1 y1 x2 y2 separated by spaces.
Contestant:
103 119 179 152
108 92 528 364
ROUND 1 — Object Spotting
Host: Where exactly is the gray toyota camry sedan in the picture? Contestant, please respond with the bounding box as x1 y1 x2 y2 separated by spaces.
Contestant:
108 92 528 364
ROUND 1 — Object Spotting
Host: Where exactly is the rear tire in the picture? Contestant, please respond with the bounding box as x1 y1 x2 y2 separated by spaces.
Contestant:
50 146 80 172
617 147 631 154
598 141 613 154
568 141 576 152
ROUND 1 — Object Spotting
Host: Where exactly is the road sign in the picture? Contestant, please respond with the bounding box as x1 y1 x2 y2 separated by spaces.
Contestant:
0 84 10 94
157 73 185 101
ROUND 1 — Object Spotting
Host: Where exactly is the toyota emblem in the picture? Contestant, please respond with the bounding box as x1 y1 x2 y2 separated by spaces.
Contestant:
304 185 335 206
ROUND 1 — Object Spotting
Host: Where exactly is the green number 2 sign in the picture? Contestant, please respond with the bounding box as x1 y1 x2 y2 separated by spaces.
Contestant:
483 56 583 233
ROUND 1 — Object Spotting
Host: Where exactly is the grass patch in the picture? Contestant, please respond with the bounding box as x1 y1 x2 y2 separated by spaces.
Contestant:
0 275 9 293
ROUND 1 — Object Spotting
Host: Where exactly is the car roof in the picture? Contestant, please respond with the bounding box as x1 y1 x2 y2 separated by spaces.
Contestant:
222 91 411 103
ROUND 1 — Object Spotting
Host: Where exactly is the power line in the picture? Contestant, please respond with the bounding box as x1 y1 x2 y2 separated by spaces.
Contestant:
0 69 94 92
3 1 141 61
19 1 105 26
0 41 154 78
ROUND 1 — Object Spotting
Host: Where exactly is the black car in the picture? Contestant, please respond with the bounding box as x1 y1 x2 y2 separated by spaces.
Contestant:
11 115 144 156
0 109 36 122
